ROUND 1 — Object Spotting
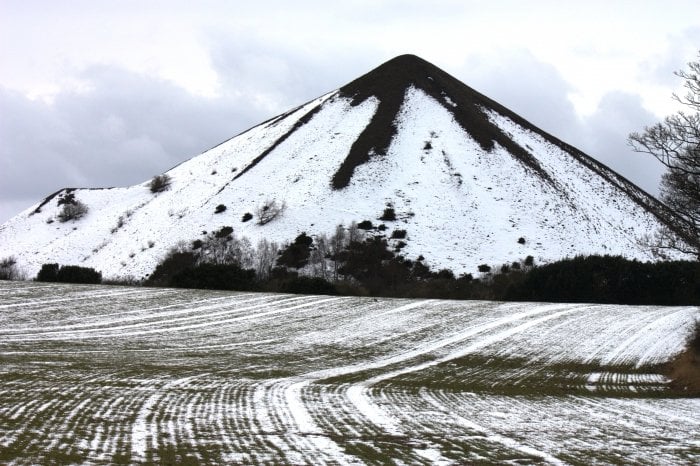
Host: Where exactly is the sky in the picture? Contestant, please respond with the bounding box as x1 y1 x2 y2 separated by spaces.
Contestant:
1 1 699 224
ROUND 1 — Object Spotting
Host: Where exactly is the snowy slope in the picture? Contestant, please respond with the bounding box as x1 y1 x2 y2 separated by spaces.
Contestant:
0 55 693 280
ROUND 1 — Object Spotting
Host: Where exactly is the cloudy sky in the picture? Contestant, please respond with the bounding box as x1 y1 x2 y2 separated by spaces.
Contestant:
1 1 699 223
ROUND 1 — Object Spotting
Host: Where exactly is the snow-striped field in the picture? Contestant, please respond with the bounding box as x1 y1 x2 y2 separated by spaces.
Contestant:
0 281 698 465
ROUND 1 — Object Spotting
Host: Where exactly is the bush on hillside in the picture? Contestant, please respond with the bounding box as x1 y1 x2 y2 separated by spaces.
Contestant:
379 207 396 221
57 200 88 222
215 226 234 239
256 199 286 225
149 174 172 193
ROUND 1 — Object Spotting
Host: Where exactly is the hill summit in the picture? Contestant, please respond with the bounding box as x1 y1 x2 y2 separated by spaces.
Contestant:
0 54 693 280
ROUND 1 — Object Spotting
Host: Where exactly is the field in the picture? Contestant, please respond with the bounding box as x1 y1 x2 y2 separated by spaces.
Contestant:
0 281 698 465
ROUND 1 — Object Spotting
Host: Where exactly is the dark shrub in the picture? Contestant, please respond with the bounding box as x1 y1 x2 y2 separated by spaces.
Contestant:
171 263 257 291
40 265 101 284
280 276 338 295
215 226 234 239
357 220 373 230
149 174 172 193
192 239 203 250
478 264 491 273
380 207 396 221
518 237 526 244
505 255 700 305
37 263 59 282
277 233 313 269
145 251 197 287
391 229 407 239
337 237 401 295
242 212 253 222
459 273 474 282
215 204 227 214
434 269 455 280
423 141 432 150
524 255 535 267
57 265 102 284
57 200 88 222
57 192 76 206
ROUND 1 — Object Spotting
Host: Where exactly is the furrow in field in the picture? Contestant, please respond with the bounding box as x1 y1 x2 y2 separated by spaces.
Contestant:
0 294 308 340
599 307 695 366
0 293 259 333
275 303 582 462
1 296 344 341
0 287 154 310
130 374 202 463
1 283 697 464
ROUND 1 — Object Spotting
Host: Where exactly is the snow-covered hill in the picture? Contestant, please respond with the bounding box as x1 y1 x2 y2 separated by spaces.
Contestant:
0 55 693 280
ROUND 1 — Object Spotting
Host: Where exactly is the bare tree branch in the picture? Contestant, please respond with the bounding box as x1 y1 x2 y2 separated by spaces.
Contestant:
628 52 700 258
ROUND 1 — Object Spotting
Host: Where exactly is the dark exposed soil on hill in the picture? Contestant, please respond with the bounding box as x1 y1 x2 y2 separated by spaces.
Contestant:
333 54 551 189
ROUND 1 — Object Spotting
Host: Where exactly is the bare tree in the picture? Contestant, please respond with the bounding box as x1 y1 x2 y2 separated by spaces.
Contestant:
57 200 88 222
197 229 254 267
256 199 286 225
254 238 279 279
329 224 347 281
347 221 364 244
0 256 23 280
629 52 700 258
309 234 329 279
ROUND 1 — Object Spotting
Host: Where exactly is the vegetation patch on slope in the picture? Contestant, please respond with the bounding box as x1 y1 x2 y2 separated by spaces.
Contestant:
665 322 700 395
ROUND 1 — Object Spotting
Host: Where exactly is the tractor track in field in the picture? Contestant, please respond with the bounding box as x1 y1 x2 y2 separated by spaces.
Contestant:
0 281 698 464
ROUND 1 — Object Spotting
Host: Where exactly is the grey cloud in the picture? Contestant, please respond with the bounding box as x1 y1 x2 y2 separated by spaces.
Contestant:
452 51 666 195
458 51 581 142
0 65 277 222
0 44 387 223
575 91 664 195
641 27 700 86
206 32 384 108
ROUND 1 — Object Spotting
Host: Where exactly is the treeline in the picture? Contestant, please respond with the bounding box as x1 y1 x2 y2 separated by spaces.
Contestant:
137 224 700 305
36 263 102 284
24 224 699 304
505 255 700 305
